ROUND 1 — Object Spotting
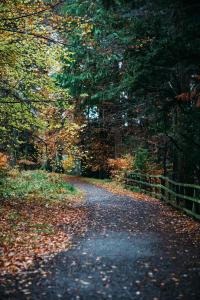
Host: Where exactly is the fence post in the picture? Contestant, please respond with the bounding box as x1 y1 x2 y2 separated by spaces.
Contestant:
160 177 165 202
124 172 200 220
165 177 169 202
192 188 197 214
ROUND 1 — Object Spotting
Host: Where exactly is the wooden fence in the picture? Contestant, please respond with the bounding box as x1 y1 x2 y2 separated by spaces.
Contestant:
125 172 200 221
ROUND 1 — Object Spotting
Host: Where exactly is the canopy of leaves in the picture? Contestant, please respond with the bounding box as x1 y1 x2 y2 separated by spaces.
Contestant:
57 0 200 182
0 0 84 171
1 0 200 182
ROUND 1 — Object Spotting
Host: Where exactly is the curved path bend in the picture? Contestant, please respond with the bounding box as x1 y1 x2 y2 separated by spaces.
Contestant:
1 180 200 300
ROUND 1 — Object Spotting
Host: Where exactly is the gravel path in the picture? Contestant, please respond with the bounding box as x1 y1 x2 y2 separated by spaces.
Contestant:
1 180 200 300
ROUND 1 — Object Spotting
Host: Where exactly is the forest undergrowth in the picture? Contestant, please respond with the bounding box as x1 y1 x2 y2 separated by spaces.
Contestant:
0 170 87 275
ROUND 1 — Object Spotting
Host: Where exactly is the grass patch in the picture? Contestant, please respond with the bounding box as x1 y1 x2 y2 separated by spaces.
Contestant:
0 170 87 275
0 170 78 204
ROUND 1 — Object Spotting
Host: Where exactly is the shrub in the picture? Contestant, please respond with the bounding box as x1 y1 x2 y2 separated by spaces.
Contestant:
0 152 9 170
132 148 149 173
63 155 75 173
132 148 163 174
0 152 9 181
108 154 133 182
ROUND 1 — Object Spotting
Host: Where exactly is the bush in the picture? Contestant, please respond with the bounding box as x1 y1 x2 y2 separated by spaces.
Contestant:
132 148 162 174
132 148 149 173
63 155 75 173
0 152 9 182
108 154 133 182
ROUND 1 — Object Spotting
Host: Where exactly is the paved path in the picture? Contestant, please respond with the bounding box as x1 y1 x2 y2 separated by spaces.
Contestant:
1 181 200 299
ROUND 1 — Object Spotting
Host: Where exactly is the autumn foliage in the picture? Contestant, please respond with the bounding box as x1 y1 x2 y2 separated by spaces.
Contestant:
108 155 133 182
0 170 87 275
0 152 9 170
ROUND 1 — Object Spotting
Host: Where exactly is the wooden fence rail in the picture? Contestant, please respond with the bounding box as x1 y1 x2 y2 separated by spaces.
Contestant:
125 172 200 221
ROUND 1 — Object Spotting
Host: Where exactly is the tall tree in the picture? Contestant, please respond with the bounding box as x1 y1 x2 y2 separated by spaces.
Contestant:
0 0 81 170
58 0 200 181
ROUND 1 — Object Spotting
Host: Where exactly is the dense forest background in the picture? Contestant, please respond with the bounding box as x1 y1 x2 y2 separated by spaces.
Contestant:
1 0 200 183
